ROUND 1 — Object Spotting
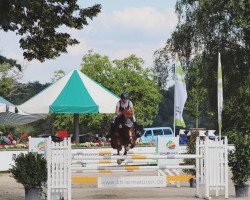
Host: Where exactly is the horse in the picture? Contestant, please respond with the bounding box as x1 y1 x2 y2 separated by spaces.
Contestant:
110 108 137 164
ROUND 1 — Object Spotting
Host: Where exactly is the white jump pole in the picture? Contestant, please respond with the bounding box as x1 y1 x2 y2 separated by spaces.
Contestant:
72 159 157 165
72 150 155 156
72 165 195 171
74 154 203 160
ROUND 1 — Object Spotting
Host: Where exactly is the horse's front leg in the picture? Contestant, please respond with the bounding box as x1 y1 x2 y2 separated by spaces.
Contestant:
129 127 136 149
126 129 133 151
117 151 124 165
117 140 124 165
117 146 126 165
124 147 127 155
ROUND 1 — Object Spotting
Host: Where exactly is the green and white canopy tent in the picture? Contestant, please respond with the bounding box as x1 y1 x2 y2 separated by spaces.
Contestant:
0 97 45 126
18 69 120 142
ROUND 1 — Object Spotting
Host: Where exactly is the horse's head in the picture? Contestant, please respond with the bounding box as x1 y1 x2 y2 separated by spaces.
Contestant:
122 108 133 120
114 113 126 129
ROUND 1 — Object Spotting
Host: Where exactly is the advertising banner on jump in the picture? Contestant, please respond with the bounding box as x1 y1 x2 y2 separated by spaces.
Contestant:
98 176 166 188
157 136 179 166
28 137 46 154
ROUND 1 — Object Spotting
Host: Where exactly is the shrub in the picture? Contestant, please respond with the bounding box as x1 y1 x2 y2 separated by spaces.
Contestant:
228 134 250 187
9 152 47 189
183 131 199 176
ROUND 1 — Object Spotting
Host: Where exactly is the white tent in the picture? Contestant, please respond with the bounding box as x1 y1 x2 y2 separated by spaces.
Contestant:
19 69 119 114
18 69 120 141
0 97 45 126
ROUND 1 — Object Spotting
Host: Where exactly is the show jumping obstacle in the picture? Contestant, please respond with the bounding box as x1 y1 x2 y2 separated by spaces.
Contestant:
45 137 228 200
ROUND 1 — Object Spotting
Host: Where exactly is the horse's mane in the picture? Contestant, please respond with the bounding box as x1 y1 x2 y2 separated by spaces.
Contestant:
122 108 133 119
114 113 125 125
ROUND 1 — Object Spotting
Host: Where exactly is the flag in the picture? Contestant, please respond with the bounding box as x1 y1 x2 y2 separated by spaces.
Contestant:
218 53 223 135
174 53 187 127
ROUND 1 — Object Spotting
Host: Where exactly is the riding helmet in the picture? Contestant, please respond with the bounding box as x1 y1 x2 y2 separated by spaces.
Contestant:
121 92 129 99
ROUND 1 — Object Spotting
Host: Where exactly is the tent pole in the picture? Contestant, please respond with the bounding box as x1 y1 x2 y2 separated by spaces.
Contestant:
74 114 80 143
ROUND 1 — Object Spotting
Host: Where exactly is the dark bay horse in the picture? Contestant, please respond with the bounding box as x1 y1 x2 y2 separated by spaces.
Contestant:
110 108 137 164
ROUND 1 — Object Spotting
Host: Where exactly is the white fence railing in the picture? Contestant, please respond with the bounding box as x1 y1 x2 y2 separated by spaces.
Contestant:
45 138 71 200
45 137 229 200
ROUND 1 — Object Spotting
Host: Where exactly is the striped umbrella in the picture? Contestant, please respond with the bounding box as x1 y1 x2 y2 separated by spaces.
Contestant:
0 97 45 126
18 69 120 142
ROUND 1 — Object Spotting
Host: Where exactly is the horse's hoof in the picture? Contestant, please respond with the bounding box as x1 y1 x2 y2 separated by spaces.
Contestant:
117 159 122 165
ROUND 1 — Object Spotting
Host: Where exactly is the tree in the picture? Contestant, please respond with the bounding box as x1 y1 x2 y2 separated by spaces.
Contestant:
153 49 171 89
152 86 174 127
0 55 21 70
0 63 23 98
53 51 162 135
51 70 65 83
185 57 209 128
82 51 162 126
8 81 50 104
155 0 250 132
0 0 101 62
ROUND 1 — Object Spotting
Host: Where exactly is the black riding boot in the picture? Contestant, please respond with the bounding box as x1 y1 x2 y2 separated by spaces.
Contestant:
134 122 140 138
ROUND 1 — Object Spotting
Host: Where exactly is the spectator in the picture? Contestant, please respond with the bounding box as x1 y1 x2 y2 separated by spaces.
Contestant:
2 134 11 145
7 133 14 142
0 131 4 144
100 133 107 143
179 131 188 145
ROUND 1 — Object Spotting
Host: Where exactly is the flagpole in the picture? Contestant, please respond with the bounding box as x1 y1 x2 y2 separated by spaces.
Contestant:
218 52 223 140
173 53 177 136
218 53 221 139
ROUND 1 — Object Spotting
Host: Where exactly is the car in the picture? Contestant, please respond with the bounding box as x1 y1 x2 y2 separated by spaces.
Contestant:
36 134 64 142
78 134 101 143
139 127 174 144
199 130 216 140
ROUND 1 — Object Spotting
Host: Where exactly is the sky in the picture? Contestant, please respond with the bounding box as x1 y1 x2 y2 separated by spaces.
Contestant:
0 0 178 84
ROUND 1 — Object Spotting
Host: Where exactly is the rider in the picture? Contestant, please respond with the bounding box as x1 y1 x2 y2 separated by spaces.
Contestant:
115 92 135 122
110 92 139 137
